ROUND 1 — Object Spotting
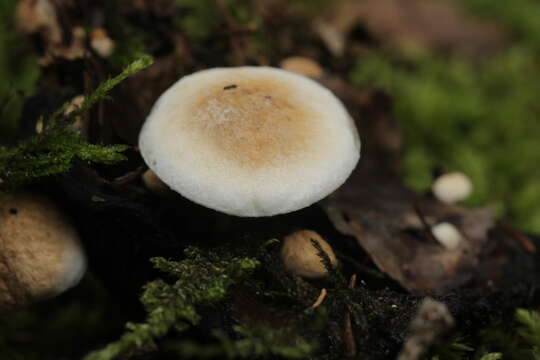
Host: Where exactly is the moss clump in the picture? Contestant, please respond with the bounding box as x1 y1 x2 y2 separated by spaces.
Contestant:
428 309 540 360
0 56 153 190
167 322 318 359
84 247 260 360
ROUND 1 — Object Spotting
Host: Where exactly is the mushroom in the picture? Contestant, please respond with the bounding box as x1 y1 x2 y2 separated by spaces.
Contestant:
431 222 464 250
139 67 360 217
90 28 115 58
279 56 324 79
0 192 86 310
281 229 338 278
432 171 472 204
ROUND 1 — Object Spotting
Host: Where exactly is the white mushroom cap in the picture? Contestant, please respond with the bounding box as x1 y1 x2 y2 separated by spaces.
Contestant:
139 67 360 217
0 193 86 309
431 222 464 250
432 172 473 204
90 28 115 58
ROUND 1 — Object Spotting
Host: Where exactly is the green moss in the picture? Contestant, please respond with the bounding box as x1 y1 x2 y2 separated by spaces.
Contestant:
168 321 318 359
172 0 256 39
460 0 540 52
173 0 218 39
350 47 540 232
84 247 259 360
478 354 503 360
429 309 540 360
515 309 540 351
0 56 153 190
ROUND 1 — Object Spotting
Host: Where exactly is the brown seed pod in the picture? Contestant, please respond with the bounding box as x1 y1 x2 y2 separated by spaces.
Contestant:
281 229 338 278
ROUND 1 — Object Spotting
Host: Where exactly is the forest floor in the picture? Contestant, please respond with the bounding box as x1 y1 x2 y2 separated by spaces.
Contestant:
1 1 540 359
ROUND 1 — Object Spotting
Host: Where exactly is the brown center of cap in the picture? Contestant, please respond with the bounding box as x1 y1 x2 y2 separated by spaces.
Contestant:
187 78 319 170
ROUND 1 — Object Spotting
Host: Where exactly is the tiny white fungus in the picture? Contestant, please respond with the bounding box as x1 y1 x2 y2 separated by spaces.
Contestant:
432 172 473 204
431 222 464 250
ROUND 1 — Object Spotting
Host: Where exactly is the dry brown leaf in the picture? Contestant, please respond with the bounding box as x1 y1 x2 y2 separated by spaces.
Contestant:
314 0 506 58
320 77 504 294
16 0 86 65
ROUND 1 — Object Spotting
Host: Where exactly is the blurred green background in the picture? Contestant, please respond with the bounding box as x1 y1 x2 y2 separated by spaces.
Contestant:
350 0 540 233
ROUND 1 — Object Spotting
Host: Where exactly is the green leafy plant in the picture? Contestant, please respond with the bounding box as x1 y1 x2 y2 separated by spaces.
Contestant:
516 309 540 358
84 247 260 360
429 334 474 360
168 322 317 359
478 353 503 360
431 309 540 360
0 55 153 189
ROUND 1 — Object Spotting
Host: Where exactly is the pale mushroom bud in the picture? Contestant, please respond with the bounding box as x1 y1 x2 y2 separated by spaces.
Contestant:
281 230 338 278
35 117 44 134
90 28 115 58
63 95 88 137
279 57 324 79
431 222 464 250
142 169 171 195
64 95 85 117
36 95 86 136
0 193 86 310
432 172 473 204
138 67 360 217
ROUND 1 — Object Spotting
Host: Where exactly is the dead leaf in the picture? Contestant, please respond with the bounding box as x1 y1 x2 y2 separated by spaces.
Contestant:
314 0 506 58
319 77 516 295
16 0 87 65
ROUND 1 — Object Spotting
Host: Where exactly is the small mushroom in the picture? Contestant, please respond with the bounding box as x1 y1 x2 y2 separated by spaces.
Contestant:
279 56 324 79
90 28 115 58
139 67 360 217
0 192 86 310
432 171 472 204
431 222 464 250
142 169 171 195
281 229 338 278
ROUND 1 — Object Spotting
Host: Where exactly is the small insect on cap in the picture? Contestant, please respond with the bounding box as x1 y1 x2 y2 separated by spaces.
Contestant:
0 193 86 310
139 67 360 217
